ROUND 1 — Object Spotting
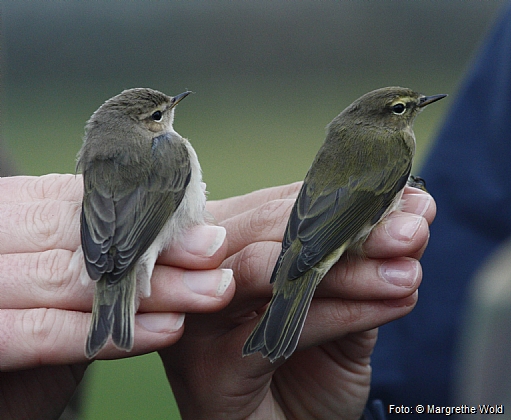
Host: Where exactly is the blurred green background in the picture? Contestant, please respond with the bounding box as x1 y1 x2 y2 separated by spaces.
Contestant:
1 1 506 419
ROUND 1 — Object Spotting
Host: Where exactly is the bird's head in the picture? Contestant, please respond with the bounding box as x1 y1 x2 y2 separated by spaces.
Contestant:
93 88 192 134
342 86 447 131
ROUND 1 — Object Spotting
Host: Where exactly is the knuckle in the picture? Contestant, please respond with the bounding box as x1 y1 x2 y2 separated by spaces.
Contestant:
248 199 291 237
26 308 56 342
24 200 79 249
23 201 59 246
326 299 363 327
232 242 277 289
23 308 64 364
33 251 72 293
0 251 79 311
324 255 357 290
34 174 80 200
232 246 257 288
0 309 60 370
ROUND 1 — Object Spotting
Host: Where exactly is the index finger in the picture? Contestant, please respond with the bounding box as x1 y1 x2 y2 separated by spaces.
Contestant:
206 181 301 223
0 174 82 203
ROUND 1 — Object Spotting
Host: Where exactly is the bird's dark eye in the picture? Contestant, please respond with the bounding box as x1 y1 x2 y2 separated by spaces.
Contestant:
151 110 163 121
392 103 406 115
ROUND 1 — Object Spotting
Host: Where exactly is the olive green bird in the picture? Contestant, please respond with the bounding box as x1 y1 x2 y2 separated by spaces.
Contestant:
77 88 205 359
243 86 446 362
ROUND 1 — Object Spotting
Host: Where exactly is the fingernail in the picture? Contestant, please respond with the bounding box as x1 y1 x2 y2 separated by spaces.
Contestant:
137 313 185 333
385 214 422 242
403 193 432 217
379 259 419 287
183 268 233 297
181 225 226 257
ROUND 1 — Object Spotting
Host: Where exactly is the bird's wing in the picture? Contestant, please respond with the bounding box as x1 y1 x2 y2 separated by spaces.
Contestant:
80 133 191 284
275 148 411 282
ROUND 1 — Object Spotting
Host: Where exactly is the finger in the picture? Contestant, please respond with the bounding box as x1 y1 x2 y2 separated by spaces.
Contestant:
401 187 436 224
226 250 421 320
220 242 280 315
0 250 92 310
0 308 185 370
237 290 418 372
0 250 234 313
141 266 235 313
363 211 430 260
223 236 423 312
157 224 228 270
315 256 422 300
297 290 418 351
207 182 301 222
220 198 293 258
218 186 433 282
0 194 227 268
212 186 434 259
241 292 418 365
0 200 81 253
0 174 82 203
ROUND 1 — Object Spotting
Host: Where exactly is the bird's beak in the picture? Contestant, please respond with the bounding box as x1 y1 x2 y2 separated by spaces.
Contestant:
418 94 447 107
170 91 192 108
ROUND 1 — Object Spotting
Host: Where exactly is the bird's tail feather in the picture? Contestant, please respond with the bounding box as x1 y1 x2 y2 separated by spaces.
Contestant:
242 269 322 362
86 270 136 359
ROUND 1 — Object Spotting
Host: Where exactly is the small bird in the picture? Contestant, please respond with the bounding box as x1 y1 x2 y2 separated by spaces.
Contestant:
243 86 446 362
76 88 205 358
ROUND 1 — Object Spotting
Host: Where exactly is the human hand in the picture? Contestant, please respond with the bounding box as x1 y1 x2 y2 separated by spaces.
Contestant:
160 183 435 419
0 174 234 419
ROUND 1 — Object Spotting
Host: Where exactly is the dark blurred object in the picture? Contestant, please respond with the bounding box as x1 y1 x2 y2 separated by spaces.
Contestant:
362 400 387 420
370 1 511 415
58 387 85 420
455 237 511 409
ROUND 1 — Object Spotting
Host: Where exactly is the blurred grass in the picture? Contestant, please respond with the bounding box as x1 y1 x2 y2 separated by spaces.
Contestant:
83 355 180 419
